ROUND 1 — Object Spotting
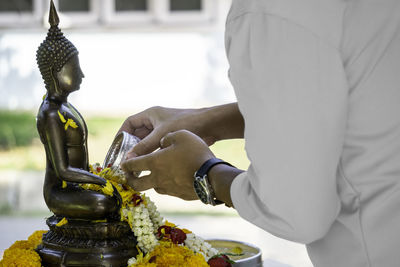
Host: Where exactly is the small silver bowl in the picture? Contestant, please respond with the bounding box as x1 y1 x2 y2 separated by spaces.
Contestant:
206 239 262 267
103 131 140 182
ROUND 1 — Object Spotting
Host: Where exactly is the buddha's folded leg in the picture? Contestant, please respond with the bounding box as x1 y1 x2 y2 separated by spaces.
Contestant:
45 185 119 220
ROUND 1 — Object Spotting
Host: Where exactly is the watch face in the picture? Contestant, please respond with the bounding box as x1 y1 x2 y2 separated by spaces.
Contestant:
194 177 209 204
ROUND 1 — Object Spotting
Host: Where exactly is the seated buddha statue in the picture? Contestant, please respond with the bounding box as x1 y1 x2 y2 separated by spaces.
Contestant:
36 1 121 220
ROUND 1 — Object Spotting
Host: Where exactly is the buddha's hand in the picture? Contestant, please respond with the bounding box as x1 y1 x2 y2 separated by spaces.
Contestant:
91 176 122 206
121 130 214 200
118 106 218 158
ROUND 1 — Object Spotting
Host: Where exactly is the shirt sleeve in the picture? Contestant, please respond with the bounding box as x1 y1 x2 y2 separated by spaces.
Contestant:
226 12 349 244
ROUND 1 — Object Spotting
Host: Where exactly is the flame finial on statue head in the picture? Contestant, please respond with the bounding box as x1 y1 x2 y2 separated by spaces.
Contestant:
49 0 60 27
36 0 79 90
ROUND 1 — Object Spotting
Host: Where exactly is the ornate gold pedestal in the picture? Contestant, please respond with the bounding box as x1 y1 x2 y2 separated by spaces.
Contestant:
36 216 137 267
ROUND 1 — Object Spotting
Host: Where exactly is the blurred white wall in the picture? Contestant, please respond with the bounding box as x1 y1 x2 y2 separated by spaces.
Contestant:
0 0 236 115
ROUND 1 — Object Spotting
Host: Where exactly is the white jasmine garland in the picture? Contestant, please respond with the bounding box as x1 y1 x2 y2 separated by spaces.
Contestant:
127 257 137 266
185 233 219 261
125 195 220 264
144 196 163 231
123 204 159 253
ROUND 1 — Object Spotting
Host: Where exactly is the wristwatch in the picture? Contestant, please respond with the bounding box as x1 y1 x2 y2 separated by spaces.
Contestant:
193 158 233 206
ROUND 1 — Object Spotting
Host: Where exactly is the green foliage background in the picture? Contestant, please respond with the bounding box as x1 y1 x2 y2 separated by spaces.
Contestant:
0 111 38 149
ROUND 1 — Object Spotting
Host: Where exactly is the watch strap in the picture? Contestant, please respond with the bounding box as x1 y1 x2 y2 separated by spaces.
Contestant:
195 158 233 178
194 158 233 205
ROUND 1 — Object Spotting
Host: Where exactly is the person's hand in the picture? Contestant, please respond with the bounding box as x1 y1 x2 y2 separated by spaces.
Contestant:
121 130 215 200
118 106 217 159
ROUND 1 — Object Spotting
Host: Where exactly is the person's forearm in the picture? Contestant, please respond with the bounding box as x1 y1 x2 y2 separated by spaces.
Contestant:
197 103 244 142
208 163 244 207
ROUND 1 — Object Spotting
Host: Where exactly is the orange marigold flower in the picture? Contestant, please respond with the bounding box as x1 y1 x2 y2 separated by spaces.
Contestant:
28 230 47 249
131 241 208 267
0 230 47 266
8 240 32 250
0 248 41 267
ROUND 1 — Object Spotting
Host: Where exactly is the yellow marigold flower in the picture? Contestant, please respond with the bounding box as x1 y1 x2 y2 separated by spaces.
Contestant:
99 167 111 177
160 228 166 235
58 110 66 123
101 181 114 196
80 182 119 199
182 228 192 234
8 240 32 250
187 254 209 266
80 183 103 192
27 230 47 249
64 118 78 130
56 217 68 227
0 230 47 267
127 210 134 229
0 248 41 267
142 196 148 206
92 219 107 223
120 189 135 206
130 241 208 267
85 163 138 207
58 110 78 130
120 206 125 222
164 220 176 228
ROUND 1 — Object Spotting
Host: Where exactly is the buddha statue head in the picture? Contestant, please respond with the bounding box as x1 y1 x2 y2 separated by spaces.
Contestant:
36 0 84 97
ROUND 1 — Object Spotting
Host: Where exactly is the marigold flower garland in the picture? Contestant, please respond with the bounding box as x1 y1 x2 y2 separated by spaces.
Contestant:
0 164 232 267
0 230 47 267
129 241 209 267
89 164 226 266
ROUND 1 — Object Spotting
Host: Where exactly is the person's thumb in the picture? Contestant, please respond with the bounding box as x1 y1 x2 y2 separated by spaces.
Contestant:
160 132 176 149
130 128 164 156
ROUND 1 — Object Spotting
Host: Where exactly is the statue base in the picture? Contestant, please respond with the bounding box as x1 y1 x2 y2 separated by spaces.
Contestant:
36 216 137 267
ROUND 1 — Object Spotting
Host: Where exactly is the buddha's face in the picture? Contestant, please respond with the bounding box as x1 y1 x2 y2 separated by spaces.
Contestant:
56 54 85 93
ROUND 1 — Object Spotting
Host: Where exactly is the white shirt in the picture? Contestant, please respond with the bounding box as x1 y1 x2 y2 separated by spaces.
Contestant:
227 0 400 266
